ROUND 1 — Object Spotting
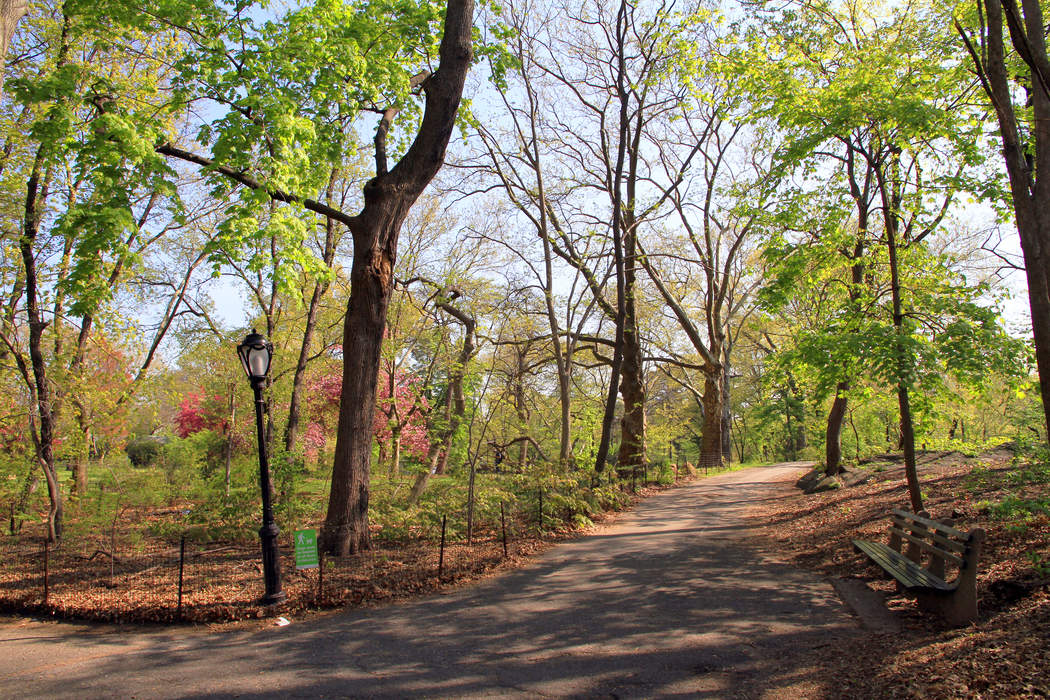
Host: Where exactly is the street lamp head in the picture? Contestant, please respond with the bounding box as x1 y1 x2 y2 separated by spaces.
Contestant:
238 329 273 386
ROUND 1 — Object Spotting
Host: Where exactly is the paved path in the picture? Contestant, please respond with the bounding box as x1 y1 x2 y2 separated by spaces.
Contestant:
0 464 860 698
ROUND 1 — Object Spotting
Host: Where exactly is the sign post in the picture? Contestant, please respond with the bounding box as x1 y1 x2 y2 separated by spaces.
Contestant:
294 529 319 570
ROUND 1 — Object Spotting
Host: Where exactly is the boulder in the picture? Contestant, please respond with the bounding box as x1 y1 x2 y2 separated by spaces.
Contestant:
795 468 823 491
806 475 843 494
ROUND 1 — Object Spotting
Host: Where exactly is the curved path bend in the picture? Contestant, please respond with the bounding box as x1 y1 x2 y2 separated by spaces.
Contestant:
0 464 860 698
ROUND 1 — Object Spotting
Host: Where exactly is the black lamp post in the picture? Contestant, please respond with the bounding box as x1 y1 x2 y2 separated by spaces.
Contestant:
237 329 286 605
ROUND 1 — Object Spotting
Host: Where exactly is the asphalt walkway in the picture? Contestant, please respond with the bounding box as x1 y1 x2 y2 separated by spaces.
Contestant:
0 464 860 698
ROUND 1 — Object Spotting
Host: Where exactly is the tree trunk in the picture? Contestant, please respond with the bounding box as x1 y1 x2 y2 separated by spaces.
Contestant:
593 0 632 475
224 383 234 496
22 148 62 541
617 292 646 470
0 0 28 101
284 279 325 452
390 427 401 478
541 240 572 465
320 0 474 557
884 172 923 512
323 243 392 555
720 358 732 464
377 439 388 474
12 469 37 534
699 368 722 469
406 299 476 506
825 382 849 476
73 449 88 496
514 346 529 470
616 94 646 472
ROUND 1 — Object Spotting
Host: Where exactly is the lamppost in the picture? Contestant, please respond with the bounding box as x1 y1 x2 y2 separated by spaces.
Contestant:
237 329 286 605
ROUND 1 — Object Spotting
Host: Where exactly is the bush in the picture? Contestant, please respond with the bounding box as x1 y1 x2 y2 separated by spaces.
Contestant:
125 435 168 467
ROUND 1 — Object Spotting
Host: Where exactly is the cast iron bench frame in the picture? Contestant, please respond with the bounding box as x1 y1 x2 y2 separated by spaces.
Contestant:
853 509 985 625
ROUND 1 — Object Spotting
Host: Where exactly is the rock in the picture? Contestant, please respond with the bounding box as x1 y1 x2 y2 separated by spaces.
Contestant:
842 471 874 488
806 476 843 494
795 468 823 491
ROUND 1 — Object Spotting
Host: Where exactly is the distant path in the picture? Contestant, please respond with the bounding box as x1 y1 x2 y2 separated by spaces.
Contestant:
0 464 861 698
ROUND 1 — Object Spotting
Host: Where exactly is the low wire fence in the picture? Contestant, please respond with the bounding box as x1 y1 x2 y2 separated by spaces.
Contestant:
0 520 519 623
0 462 716 623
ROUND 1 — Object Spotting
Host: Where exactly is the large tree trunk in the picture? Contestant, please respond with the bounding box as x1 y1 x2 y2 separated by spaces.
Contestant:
617 249 646 471
323 245 391 555
593 0 632 475
0 0 27 101
825 382 848 476
321 0 474 557
616 76 647 473
699 367 722 469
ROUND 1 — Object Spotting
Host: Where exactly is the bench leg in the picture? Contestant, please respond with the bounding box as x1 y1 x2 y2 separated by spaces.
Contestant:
915 588 978 626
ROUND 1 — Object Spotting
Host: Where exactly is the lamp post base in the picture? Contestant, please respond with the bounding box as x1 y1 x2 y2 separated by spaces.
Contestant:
259 590 287 606
259 521 285 606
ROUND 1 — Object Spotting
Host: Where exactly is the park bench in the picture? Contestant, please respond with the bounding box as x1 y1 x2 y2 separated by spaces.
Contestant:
853 509 986 626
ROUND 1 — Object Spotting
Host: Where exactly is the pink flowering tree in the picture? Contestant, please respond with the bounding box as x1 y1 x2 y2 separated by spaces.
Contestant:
301 364 430 473
175 391 229 438
374 365 430 477
303 370 342 462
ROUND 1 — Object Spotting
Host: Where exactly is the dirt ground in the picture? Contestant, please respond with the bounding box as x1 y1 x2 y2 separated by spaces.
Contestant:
744 448 1050 699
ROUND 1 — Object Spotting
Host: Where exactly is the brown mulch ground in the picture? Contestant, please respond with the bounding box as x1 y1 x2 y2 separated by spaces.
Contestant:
746 449 1050 699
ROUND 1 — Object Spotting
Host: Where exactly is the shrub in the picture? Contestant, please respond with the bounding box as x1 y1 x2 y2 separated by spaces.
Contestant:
125 435 168 467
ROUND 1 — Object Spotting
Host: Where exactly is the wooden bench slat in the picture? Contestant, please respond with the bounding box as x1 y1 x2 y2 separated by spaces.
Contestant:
890 515 968 553
891 508 968 540
886 526 966 566
853 539 954 592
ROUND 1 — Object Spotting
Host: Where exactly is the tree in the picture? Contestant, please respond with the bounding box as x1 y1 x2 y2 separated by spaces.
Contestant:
0 0 203 539
478 0 736 473
94 0 477 555
956 0 1050 444
734 0 991 508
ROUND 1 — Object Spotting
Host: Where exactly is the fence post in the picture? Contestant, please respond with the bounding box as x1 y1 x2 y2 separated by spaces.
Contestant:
438 514 447 578
318 550 324 605
537 488 544 532
42 538 49 606
500 501 508 558
177 534 186 619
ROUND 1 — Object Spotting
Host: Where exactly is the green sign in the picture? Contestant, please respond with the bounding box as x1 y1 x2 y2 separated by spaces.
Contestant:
294 528 319 570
